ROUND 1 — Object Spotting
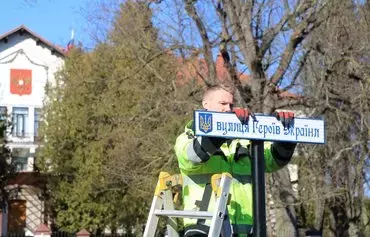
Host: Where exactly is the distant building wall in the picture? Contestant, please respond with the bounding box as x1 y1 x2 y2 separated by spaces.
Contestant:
0 25 65 235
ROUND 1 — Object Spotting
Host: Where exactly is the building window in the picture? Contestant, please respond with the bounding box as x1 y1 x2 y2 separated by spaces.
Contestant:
13 157 28 172
12 107 28 137
0 106 7 121
34 108 41 140
12 148 29 172
0 106 7 136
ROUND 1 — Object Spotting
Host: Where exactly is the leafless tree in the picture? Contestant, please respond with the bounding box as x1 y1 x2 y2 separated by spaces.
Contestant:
151 0 334 234
296 1 370 235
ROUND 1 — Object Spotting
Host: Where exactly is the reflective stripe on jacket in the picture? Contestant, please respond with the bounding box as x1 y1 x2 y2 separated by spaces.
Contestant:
174 121 284 235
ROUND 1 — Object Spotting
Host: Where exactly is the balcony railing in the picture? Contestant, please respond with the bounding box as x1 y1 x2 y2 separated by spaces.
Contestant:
6 132 42 144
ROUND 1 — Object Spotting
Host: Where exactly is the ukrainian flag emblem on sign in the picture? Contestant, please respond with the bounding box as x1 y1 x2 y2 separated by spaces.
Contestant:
199 113 212 133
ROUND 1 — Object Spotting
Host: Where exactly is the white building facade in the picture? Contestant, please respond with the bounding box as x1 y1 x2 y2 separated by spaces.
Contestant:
0 25 65 235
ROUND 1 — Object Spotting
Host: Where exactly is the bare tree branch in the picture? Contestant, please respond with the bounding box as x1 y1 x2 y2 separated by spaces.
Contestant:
275 96 309 109
328 141 362 167
223 0 259 75
184 0 216 84
254 0 267 40
280 49 311 91
270 2 327 85
260 10 292 57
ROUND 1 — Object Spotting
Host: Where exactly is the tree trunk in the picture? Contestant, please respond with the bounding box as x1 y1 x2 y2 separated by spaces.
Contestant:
271 167 298 236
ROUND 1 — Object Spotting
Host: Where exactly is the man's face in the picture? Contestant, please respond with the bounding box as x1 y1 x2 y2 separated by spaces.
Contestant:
202 89 234 112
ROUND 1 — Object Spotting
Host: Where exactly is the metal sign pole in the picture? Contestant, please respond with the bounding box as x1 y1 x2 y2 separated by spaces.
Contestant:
251 140 266 237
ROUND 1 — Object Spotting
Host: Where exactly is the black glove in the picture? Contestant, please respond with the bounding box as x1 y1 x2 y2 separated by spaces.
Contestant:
234 143 250 161
232 108 250 125
271 142 296 166
273 111 294 129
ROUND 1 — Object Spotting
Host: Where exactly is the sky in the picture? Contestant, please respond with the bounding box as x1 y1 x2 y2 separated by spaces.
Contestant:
0 0 93 49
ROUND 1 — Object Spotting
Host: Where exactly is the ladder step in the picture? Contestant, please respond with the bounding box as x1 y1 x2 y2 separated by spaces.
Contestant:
154 210 213 219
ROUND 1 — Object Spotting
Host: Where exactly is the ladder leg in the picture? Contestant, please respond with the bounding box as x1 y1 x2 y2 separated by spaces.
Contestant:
208 174 233 237
220 208 233 237
143 195 163 237
163 190 180 237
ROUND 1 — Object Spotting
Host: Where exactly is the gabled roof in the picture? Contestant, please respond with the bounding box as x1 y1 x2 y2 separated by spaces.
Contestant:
0 25 65 57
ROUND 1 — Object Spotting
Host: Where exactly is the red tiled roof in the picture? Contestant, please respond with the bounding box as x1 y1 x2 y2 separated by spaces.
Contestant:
176 54 249 86
176 54 298 98
0 25 66 56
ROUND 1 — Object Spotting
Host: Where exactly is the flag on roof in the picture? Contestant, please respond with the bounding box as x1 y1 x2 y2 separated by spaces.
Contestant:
65 29 74 52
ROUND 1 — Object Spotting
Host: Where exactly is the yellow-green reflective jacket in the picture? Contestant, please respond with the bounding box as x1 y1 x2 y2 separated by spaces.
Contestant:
174 121 285 235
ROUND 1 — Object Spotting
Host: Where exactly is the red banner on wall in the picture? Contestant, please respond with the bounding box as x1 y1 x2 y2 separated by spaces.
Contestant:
10 69 32 96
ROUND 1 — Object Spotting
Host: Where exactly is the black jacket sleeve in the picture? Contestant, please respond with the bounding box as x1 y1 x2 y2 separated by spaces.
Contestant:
271 142 296 167
186 135 226 163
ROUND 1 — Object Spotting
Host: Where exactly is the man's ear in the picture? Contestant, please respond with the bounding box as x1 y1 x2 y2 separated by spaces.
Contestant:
202 99 208 109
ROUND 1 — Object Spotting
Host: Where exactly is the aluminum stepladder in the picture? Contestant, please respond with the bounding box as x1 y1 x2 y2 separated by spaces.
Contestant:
143 172 233 237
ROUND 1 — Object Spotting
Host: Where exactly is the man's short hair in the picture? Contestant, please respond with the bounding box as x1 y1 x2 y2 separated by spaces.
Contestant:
203 83 235 101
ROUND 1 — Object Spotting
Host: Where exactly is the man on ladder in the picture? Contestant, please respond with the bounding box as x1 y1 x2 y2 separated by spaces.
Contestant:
174 84 297 236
